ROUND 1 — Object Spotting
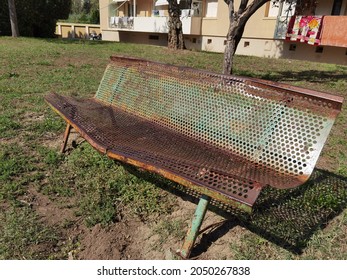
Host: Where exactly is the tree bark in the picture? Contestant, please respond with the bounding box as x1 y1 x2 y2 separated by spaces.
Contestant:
168 0 185 49
223 19 245 75
8 0 20 37
223 0 270 75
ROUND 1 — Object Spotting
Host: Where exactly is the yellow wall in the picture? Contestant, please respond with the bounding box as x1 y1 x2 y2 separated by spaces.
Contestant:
201 0 277 39
56 23 101 39
101 0 279 39
75 26 86 38
99 0 109 30
100 0 344 40
61 25 72 38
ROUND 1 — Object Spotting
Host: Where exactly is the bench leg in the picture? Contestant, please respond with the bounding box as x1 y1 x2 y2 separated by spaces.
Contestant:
178 194 211 259
60 123 72 153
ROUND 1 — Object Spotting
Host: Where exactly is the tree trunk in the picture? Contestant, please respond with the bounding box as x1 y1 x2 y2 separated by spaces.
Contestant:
168 0 185 49
223 19 245 75
8 0 20 37
223 0 270 75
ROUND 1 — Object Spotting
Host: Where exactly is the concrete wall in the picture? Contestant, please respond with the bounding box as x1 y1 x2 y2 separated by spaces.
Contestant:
195 34 347 65
117 31 168 46
133 17 168 33
281 41 347 65
56 22 101 39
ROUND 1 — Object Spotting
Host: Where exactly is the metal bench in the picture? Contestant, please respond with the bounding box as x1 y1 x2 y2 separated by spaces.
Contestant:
45 55 343 258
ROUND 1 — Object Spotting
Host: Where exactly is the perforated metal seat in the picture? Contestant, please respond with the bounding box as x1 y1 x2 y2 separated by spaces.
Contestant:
45 56 343 213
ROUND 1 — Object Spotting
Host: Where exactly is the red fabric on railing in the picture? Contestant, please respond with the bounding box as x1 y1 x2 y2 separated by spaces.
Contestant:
286 15 324 45
320 16 347 48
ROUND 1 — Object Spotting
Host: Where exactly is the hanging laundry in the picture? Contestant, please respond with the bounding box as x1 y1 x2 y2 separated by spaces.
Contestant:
286 15 324 45
321 16 347 48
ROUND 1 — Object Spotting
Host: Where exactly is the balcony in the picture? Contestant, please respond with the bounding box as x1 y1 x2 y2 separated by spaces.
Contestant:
274 16 290 40
320 16 347 48
274 15 347 48
109 15 202 35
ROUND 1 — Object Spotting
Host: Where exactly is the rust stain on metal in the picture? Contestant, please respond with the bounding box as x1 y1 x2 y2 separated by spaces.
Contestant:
44 55 343 213
106 150 253 213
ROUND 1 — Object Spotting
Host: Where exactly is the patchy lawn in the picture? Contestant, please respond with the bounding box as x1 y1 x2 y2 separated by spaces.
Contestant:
0 37 346 260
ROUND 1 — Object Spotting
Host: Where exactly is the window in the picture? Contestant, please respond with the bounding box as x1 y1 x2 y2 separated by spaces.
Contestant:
289 44 296 51
331 0 343 15
205 0 218 18
149 35 159 40
266 0 296 17
179 0 191 10
315 46 324 53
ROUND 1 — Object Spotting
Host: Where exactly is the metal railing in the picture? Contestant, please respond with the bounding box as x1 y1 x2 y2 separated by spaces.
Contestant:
109 17 134 29
274 16 290 39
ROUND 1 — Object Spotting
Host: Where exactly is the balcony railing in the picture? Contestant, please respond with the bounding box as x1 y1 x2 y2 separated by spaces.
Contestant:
274 16 290 39
109 17 134 30
274 15 347 48
109 15 202 35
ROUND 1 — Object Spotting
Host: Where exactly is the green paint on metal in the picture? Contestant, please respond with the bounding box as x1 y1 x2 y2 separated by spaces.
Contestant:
180 195 211 259
109 67 128 104
93 59 337 180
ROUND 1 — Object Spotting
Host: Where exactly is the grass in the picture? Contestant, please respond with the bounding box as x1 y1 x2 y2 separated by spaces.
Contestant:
0 206 58 260
151 219 186 251
0 37 346 259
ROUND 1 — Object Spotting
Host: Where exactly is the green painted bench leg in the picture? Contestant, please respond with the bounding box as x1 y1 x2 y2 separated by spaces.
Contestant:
178 194 211 259
60 123 71 153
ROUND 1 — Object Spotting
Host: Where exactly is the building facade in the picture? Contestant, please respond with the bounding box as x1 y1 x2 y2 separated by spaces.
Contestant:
99 0 347 65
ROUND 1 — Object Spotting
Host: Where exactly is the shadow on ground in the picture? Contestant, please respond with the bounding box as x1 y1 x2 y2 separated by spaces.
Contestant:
44 38 115 45
124 165 347 256
238 68 347 85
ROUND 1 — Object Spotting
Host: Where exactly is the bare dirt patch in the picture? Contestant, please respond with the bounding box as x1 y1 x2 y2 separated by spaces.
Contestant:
21 182 243 260
25 186 76 226
78 223 127 260
21 112 45 125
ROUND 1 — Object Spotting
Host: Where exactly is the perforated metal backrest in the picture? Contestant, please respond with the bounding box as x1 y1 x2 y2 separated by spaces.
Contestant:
95 56 342 186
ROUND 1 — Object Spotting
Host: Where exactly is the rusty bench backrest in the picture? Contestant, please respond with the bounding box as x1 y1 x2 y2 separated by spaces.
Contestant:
95 56 343 188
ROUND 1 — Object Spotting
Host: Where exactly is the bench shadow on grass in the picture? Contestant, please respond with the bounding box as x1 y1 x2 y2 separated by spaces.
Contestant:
238 68 347 86
123 165 347 257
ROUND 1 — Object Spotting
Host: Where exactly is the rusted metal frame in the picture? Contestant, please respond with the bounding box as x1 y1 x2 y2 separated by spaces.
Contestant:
110 55 344 110
47 100 254 212
244 76 344 111
106 150 253 213
46 102 107 154
178 194 211 259
60 123 72 153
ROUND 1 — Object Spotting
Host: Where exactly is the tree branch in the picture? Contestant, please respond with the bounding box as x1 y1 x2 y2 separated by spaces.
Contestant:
224 0 236 21
239 0 270 22
238 0 249 14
